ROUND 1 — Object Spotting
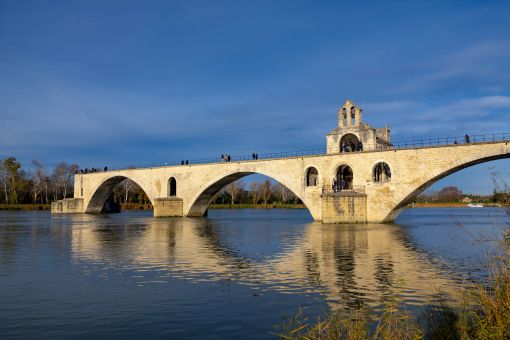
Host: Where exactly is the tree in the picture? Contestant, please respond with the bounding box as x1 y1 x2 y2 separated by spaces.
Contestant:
249 182 261 205
225 180 244 205
274 183 294 204
52 162 79 200
437 186 463 202
31 160 47 204
261 179 272 205
0 157 22 203
0 160 9 203
120 179 135 203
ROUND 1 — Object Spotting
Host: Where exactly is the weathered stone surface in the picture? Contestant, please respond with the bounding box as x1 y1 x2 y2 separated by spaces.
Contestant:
51 198 84 214
51 100 510 223
321 194 367 223
153 197 183 217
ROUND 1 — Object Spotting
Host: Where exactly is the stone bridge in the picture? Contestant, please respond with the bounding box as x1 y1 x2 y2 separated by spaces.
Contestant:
52 100 510 223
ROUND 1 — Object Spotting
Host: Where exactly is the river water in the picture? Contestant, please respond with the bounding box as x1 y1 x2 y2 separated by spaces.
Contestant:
0 208 508 339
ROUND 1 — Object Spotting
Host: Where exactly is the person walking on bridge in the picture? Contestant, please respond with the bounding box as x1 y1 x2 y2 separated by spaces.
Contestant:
465 134 470 143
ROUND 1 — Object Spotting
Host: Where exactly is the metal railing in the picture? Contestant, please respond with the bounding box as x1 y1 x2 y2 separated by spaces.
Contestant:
81 131 510 172
322 185 366 196
391 132 510 149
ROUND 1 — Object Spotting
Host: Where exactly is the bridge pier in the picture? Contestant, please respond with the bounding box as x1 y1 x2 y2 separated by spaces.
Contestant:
51 198 84 214
153 197 184 217
321 191 367 223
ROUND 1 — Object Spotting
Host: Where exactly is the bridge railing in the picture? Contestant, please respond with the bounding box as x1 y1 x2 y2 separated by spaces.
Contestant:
322 185 366 196
391 132 510 149
87 131 510 172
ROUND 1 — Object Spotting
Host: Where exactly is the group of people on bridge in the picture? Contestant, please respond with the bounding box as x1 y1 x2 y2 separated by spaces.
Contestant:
221 154 232 162
75 166 108 174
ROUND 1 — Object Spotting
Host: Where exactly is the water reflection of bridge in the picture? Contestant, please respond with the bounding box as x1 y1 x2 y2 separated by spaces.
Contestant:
58 214 460 310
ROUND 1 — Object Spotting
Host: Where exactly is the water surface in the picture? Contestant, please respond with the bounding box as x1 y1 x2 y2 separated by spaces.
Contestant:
0 208 508 339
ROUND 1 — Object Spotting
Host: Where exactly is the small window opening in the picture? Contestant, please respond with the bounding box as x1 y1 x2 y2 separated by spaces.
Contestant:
306 167 319 187
373 162 391 182
335 165 353 190
168 177 177 196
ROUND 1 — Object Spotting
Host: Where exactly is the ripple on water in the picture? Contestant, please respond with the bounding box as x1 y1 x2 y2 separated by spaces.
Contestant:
0 208 508 338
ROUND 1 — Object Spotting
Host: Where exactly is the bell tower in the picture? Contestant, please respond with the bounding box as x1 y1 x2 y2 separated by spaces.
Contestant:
326 100 391 153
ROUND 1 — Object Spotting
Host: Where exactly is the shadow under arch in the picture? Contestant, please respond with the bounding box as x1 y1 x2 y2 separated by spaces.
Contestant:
386 153 510 221
187 171 314 219
85 175 153 213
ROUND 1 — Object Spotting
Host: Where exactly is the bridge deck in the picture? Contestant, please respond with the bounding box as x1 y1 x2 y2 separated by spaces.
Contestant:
79 132 510 173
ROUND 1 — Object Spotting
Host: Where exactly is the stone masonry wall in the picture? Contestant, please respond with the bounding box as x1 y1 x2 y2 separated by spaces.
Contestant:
51 198 84 214
153 197 184 217
321 194 367 223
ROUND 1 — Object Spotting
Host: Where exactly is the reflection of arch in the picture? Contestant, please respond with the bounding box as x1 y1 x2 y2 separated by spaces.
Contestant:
187 171 314 219
373 162 391 182
305 167 319 187
340 133 360 153
85 176 153 213
336 165 353 189
168 177 177 196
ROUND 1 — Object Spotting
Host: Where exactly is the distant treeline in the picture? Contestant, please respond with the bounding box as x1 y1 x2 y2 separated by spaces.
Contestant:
210 179 300 205
416 185 507 203
0 157 78 204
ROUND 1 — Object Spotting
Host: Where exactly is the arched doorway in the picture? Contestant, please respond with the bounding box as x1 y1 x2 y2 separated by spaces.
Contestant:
168 177 177 196
373 162 391 182
336 165 353 190
340 133 361 153
306 167 318 186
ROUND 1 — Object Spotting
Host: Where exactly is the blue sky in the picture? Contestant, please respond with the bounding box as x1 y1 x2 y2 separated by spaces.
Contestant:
1 0 509 194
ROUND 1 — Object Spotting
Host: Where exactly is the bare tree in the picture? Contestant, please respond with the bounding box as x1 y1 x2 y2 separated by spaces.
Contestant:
120 179 134 203
52 162 79 199
249 182 261 205
225 180 244 205
261 179 272 205
274 183 295 204
0 161 9 203
31 160 46 203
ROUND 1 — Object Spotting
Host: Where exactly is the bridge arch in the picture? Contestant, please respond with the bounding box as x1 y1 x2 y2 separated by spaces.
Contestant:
85 175 154 213
186 170 317 220
384 152 510 222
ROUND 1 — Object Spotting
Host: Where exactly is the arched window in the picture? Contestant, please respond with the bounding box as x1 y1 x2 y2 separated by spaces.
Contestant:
306 167 319 187
335 165 353 190
168 177 177 196
340 133 362 153
342 108 347 126
373 162 391 182
350 107 356 126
